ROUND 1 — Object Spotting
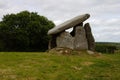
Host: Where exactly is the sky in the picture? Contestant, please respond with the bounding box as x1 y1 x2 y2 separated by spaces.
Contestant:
0 0 120 42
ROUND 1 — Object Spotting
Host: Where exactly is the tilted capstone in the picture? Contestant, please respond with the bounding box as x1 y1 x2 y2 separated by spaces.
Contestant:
48 14 90 35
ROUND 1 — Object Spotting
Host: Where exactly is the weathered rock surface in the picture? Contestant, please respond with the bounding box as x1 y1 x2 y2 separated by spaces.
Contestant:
70 23 83 37
48 14 90 35
74 26 88 50
84 23 95 51
56 31 74 49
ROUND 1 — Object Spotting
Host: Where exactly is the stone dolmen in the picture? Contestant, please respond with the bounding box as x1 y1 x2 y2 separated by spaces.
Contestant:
48 14 95 51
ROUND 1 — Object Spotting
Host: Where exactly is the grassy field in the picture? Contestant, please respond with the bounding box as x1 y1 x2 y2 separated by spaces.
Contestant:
0 52 120 80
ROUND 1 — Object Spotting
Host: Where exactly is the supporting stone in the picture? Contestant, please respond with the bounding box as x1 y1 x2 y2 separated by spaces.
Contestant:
70 23 83 37
74 26 88 50
56 31 74 49
84 23 95 51
48 35 57 49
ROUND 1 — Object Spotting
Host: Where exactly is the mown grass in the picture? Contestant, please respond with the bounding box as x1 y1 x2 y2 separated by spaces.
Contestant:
0 52 120 80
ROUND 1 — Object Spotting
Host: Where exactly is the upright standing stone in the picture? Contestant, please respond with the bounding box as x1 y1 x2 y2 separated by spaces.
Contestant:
70 23 83 37
74 26 88 50
56 31 74 49
84 23 95 51
48 35 57 49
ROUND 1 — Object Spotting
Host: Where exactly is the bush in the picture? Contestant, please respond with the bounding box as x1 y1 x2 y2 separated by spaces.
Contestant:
0 11 55 51
95 44 117 53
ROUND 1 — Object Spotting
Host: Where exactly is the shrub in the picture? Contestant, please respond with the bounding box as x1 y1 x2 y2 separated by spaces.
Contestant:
95 44 117 53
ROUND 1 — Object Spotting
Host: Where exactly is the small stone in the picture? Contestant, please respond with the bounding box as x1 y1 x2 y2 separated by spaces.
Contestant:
87 50 94 54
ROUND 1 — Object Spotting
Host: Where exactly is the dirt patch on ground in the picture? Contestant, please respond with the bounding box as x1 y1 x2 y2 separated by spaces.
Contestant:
81 61 94 66
71 66 82 71
48 48 73 55
0 68 12 74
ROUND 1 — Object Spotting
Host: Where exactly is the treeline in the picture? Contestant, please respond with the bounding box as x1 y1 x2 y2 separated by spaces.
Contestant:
0 11 55 52
95 42 120 53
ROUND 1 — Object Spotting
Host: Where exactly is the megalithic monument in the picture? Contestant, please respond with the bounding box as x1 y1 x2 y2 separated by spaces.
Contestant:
48 13 95 51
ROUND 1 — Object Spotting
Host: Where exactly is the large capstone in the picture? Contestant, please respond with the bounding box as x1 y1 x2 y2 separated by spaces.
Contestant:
74 26 88 50
48 14 90 35
84 23 95 51
56 31 74 49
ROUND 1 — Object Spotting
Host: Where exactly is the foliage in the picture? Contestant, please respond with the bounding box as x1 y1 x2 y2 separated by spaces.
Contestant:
0 11 55 51
95 42 118 53
0 52 120 79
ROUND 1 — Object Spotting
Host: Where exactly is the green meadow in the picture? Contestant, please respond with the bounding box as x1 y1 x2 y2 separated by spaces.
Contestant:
0 52 120 80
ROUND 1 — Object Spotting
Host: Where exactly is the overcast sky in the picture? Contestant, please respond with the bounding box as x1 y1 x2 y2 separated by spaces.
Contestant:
0 0 120 42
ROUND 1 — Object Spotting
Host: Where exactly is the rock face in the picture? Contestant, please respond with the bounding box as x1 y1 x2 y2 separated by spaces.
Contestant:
56 32 74 49
74 26 88 50
48 14 90 35
84 23 95 51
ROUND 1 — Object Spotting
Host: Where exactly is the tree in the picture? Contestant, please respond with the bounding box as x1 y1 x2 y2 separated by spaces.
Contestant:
0 11 55 51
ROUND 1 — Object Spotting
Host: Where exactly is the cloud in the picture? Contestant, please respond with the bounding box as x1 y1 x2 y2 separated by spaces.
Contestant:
0 0 120 42
90 18 120 42
0 1 7 8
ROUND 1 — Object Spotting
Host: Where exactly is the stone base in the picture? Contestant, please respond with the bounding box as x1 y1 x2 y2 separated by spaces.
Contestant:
48 48 101 56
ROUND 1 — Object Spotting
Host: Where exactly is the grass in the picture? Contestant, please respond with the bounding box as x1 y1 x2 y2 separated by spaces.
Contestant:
0 52 120 80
